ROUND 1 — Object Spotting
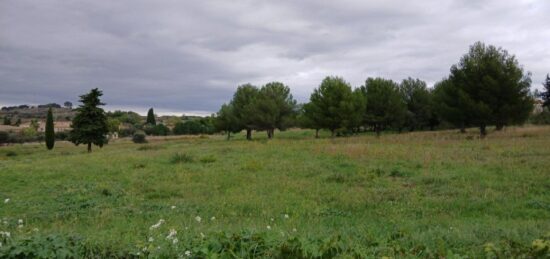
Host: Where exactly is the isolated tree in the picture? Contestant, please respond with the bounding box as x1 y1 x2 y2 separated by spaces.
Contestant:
146 108 156 125
64 101 73 109
540 74 550 108
231 84 259 140
249 82 297 138
304 76 362 137
449 42 533 136
214 103 240 140
399 78 432 131
69 88 109 152
361 77 407 136
45 108 55 150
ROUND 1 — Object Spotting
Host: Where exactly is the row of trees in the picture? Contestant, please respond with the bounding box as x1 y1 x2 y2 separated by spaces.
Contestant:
215 42 540 139
215 82 297 140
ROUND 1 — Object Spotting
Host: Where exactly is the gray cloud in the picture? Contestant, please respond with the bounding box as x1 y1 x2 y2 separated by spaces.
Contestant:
1 0 549 115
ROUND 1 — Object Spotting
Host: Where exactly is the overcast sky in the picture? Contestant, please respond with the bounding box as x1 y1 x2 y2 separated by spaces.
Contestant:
1 0 549 115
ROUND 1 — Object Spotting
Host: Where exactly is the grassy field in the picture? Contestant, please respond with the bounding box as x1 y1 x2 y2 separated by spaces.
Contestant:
1 126 550 258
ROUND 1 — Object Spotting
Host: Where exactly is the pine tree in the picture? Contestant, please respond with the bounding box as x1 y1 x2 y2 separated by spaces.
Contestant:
449 42 533 136
231 84 259 140
69 88 109 152
45 108 55 150
361 77 407 136
304 76 362 137
146 108 156 125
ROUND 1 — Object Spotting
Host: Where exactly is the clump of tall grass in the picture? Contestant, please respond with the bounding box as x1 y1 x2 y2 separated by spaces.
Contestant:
170 153 194 164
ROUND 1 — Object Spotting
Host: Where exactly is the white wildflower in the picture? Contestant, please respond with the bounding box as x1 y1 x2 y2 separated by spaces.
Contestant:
200 232 205 238
4 199 9 204
17 219 23 225
266 225 271 230
137 252 141 256
148 237 154 242
210 216 216 221
171 206 176 209
195 216 201 223
33 228 39 232
150 219 165 230
284 214 289 219
292 228 297 232
270 218 274 222
185 250 191 256
166 229 177 240
0 231 10 238
172 238 178 244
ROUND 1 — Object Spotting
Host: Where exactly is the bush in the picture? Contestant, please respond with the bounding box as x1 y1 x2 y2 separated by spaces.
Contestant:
132 132 147 144
6 151 17 157
530 110 550 125
55 131 69 141
0 131 8 144
144 124 170 136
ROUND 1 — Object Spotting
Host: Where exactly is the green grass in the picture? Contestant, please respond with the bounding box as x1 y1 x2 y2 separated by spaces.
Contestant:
0 127 550 258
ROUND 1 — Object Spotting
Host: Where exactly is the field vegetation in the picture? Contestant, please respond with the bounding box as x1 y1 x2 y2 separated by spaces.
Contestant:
1 126 550 258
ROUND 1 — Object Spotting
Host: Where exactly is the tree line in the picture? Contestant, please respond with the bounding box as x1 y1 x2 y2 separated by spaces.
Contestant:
215 42 540 139
3 41 548 152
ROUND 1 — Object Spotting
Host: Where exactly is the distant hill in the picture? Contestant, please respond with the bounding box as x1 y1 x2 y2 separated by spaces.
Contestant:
0 104 75 122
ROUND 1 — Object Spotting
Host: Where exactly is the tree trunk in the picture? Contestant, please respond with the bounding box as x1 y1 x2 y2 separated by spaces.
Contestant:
460 122 466 133
246 129 252 140
480 124 487 138
226 131 230 140
330 129 335 138
495 123 504 131
315 129 319 138
87 143 92 153
267 129 273 139
375 125 381 137
271 129 274 138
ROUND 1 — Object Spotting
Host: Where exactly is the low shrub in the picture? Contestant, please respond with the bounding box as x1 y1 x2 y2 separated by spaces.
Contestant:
132 132 147 144
5 151 17 157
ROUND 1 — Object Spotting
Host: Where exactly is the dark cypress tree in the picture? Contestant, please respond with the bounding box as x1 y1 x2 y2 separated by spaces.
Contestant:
69 88 109 153
45 108 55 150
146 108 156 125
540 74 550 108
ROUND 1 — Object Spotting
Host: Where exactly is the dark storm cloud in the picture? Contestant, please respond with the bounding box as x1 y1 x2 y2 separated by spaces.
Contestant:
1 0 549 115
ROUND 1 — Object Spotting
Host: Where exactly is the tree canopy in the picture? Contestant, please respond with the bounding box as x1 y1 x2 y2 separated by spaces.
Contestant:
303 76 364 137
69 88 109 152
146 108 156 125
361 77 407 136
447 42 533 136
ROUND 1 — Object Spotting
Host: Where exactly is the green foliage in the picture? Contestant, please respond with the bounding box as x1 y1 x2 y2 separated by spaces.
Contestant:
399 78 438 131
214 103 241 140
144 123 170 136
106 118 120 133
362 77 407 135
45 108 55 150
132 131 147 144
3 116 11 125
433 78 469 131
231 84 260 139
531 110 550 125
106 110 142 125
540 74 550 108
146 108 156 126
173 119 214 135
304 76 364 136
249 82 297 138
0 131 8 144
448 42 533 135
68 88 109 152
